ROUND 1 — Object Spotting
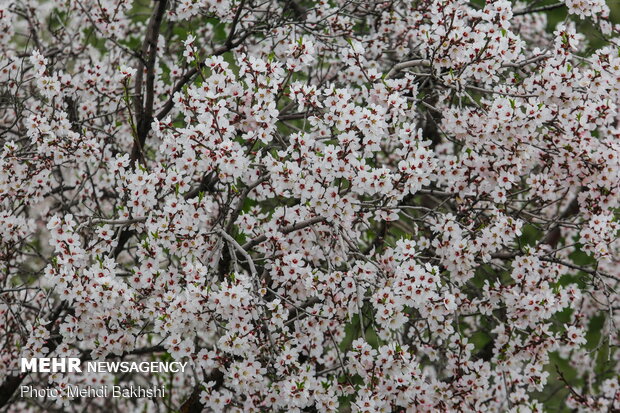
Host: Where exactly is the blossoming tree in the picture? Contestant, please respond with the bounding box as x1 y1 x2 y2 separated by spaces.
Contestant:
1 0 619 411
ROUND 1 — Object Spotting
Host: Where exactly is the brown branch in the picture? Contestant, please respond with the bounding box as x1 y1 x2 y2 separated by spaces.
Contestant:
179 370 224 413
183 171 218 200
130 0 168 166
540 197 580 248
242 216 327 250
513 2 565 16
155 30 252 122
0 302 68 408
154 0 251 124
277 111 321 121
541 257 620 283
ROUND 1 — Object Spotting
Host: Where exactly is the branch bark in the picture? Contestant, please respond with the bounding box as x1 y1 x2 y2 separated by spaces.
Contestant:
130 0 168 166
0 302 68 408
513 2 565 16
242 216 327 250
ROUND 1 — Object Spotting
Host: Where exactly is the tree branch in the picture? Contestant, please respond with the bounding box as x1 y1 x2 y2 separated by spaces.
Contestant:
131 0 168 166
513 2 565 16
242 216 327 250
